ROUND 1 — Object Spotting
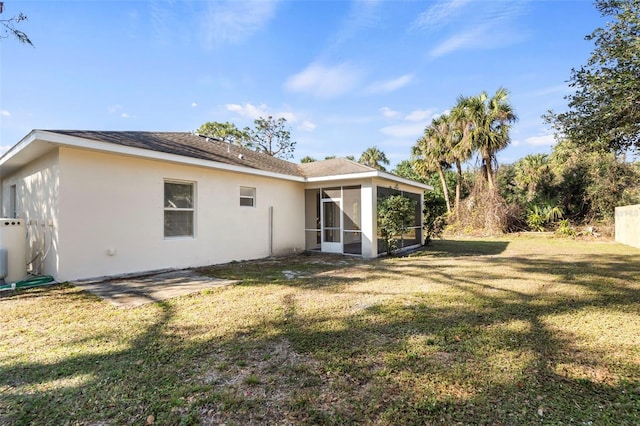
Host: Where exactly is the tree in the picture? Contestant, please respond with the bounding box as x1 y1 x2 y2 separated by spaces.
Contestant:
377 194 416 255
458 88 517 189
549 138 639 220
449 104 474 219
513 153 553 202
300 155 317 163
545 0 640 154
412 116 453 214
249 116 296 159
423 191 447 245
359 146 390 171
392 160 427 184
0 5 33 46
197 121 250 147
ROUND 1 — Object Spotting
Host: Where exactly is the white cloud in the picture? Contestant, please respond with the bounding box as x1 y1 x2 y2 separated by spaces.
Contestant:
1 110 10 117
0 145 12 154
226 103 298 122
226 102 269 119
427 2 530 58
412 0 472 29
109 105 133 118
405 109 433 122
191 102 198 107
299 120 317 132
524 134 555 146
365 74 414 94
284 62 363 98
380 107 400 119
203 0 278 47
277 111 298 122
380 122 425 139
429 23 493 58
332 0 383 46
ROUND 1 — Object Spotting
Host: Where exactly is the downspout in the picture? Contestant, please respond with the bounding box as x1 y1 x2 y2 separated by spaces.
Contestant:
269 206 273 257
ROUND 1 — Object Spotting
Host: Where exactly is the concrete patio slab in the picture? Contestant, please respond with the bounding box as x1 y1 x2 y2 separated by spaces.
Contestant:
73 269 237 307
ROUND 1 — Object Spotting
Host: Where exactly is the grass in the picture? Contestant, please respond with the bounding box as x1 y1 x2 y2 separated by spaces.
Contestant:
1 237 639 425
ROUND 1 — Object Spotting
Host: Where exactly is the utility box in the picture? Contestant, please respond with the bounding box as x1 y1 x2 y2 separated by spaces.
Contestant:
0 219 27 283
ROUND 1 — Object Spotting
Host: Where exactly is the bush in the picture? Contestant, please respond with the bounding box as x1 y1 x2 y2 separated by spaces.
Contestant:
423 192 447 245
554 219 576 238
378 195 417 255
525 203 563 231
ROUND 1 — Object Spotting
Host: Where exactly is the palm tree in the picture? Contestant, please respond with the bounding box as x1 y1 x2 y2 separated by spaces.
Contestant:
359 146 390 171
514 153 551 202
459 88 517 189
449 104 474 220
411 115 453 213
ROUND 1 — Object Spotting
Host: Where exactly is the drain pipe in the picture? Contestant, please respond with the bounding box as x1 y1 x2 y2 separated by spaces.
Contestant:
269 206 273 257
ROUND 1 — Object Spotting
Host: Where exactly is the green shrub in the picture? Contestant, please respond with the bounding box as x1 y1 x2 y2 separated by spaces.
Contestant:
554 219 576 238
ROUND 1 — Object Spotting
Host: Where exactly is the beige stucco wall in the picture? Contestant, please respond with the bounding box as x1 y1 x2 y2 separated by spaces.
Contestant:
1 149 61 278
615 204 640 249
56 147 305 281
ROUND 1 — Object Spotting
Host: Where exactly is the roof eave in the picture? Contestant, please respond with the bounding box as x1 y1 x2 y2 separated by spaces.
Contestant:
376 170 433 190
305 170 432 190
1 130 306 182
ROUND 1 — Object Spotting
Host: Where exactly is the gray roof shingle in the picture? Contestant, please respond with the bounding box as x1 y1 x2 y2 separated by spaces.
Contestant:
41 131 421 187
47 130 305 177
298 157 376 177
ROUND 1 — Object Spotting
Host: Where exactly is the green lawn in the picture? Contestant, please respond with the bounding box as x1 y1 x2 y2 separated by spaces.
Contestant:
1 237 639 425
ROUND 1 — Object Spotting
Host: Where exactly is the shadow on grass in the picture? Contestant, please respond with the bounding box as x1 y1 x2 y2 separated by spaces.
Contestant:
409 239 510 257
1 240 639 424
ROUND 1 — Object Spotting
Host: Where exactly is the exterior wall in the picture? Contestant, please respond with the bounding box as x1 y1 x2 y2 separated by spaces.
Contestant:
1 149 61 278
361 182 376 258
56 147 304 281
615 204 640 249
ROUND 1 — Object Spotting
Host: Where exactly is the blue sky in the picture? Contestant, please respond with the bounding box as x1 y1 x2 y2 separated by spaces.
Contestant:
0 0 604 168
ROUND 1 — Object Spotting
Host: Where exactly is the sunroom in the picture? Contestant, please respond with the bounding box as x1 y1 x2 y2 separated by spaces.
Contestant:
303 176 429 258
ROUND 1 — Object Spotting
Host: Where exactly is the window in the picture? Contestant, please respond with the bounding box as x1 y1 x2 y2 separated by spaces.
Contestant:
164 181 195 237
240 186 256 207
9 185 17 219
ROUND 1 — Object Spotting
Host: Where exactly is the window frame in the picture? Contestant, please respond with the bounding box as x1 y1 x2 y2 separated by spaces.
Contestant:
164 179 196 238
9 184 17 219
240 186 256 207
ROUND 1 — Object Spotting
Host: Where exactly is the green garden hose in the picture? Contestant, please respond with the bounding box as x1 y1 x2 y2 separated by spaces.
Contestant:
0 275 56 291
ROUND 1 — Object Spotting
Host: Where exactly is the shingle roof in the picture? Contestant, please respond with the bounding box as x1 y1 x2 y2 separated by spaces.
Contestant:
298 157 376 177
46 130 305 177
38 131 426 189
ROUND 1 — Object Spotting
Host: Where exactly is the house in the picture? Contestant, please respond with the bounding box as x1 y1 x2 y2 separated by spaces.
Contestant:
0 130 431 282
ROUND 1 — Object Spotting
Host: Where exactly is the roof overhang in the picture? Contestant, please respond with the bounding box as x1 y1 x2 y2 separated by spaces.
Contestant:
305 170 433 191
1 130 433 191
0 130 307 182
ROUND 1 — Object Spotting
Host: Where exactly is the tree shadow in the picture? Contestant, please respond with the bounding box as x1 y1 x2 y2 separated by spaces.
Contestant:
409 239 510 257
1 241 638 424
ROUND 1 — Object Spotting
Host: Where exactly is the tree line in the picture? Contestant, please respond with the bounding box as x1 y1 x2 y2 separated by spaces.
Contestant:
200 0 639 237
